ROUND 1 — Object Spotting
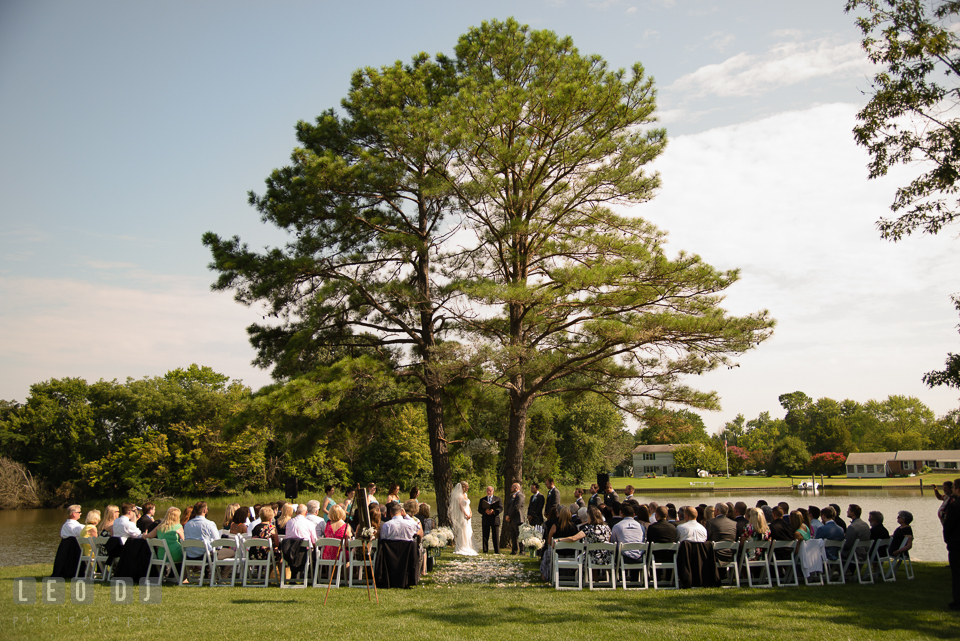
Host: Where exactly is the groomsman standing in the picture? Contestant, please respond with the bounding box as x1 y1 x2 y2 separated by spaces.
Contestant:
479 486 502 554
504 483 525 554
544 478 560 517
527 483 544 528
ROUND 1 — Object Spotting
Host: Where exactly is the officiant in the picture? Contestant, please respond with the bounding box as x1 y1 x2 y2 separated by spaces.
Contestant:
479 486 502 554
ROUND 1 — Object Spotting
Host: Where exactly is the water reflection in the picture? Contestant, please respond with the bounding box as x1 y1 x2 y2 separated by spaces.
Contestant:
0 489 949 567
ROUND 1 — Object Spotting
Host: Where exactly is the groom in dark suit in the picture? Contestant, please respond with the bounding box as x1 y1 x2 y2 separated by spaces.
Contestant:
478 486 502 553
503 482 524 554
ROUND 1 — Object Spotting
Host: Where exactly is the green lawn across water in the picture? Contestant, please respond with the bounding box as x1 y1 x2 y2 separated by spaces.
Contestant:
1 556 958 640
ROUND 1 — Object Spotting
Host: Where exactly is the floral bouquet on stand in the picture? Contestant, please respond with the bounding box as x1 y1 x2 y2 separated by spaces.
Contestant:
518 524 544 557
430 526 455 558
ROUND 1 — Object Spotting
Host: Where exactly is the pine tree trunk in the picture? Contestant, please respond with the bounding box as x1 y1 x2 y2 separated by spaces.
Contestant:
425 385 453 526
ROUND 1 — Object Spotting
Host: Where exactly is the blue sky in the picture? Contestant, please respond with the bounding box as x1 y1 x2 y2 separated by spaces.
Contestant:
1 0 958 432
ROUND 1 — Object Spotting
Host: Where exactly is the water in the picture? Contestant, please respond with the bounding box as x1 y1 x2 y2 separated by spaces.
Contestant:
0 490 949 567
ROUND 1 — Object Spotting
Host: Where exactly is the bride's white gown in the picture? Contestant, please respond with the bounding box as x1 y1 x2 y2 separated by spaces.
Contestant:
453 497 478 556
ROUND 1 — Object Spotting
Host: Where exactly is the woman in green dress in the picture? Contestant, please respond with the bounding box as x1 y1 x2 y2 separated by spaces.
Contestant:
144 507 184 563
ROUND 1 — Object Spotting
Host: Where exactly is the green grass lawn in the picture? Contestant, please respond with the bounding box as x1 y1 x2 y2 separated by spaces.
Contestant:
2 556 958 640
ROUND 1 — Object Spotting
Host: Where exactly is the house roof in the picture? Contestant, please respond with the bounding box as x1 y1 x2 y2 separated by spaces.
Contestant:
895 450 960 461
846 452 895 466
632 444 678 453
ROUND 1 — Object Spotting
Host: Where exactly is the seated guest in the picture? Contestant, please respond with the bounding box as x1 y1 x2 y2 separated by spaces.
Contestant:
733 502 749 539
136 503 158 534
666 505 678 524
275 503 295 535
756 500 773 524
790 510 810 541
379 502 423 541
542 507 559 551
769 506 795 542
557 506 612 568
113 503 142 543
79 510 100 557
542 506 580 581
322 505 353 560
814 506 845 560
179 506 193 526
808 505 822 536
842 504 870 563
741 507 771 562
635 504 651 525
707 503 737 543
369 505 382 537
403 498 420 520
182 501 219 559
251 506 281 561
100 505 119 537
60 504 83 538
305 500 324 537
143 507 184 564
868 510 890 542
677 507 707 542
227 507 248 536
285 504 319 546
830 503 847 531
416 503 434 535
647 506 679 545
610 503 645 550
704 505 715 521
221 503 239 530
889 510 914 560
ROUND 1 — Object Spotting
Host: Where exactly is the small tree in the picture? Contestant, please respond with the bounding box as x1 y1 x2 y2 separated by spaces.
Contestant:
771 436 812 476
809 451 847 476
672 443 725 476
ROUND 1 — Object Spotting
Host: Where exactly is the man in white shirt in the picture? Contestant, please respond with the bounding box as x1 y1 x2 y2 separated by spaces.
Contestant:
60 504 83 538
285 504 318 546
183 501 220 558
305 499 325 538
113 503 142 543
379 503 423 541
677 507 708 542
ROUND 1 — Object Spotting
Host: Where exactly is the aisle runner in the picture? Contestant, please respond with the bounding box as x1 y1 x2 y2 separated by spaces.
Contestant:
428 555 539 588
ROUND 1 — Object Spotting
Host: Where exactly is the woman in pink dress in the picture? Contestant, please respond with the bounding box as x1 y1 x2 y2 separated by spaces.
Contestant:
323 505 353 560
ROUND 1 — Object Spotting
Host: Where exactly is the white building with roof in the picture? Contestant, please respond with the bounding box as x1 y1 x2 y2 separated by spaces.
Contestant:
632 444 677 477
845 452 895 478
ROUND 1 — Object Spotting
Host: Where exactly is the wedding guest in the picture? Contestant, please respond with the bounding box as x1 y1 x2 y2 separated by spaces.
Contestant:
610 503 646 561
221 503 239 530
542 506 580 581
733 501 749 539
113 503 142 543
228 508 248 536
321 486 337 519
182 502 219 558
286 504 319 546
180 506 193 526
868 510 889 542
791 510 810 541
808 505 822 536
403 498 419 518
144 507 184 564
369 504 382 537
322 505 352 561
79 510 100 557
60 505 83 538
677 507 707 542
561 506 612 573
742 507 771 562
635 504 651 525
276 503 295 535
379 502 422 541
890 510 914 560
100 505 119 537
305 500 324 537
417 503 434 535
830 503 847 531
136 503 157 534
250 506 281 580
648 501 660 524
935 481 955 524
814 506 845 560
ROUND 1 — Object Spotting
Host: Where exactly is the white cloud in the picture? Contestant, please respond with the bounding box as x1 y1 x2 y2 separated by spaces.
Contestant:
627 103 960 430
706 30 736 52
625 6 638 14
669 40 873 98
0 275 276 401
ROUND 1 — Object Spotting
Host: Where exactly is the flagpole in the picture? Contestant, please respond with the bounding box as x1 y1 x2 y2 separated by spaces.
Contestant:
724 434 730 478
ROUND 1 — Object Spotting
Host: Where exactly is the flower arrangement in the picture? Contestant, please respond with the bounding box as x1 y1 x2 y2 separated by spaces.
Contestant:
517 524 544 552
360 526 377 541
422 533 441 549
432 526 455 547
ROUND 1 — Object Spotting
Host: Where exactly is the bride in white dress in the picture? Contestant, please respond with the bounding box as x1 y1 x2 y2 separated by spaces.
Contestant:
450 481 478 556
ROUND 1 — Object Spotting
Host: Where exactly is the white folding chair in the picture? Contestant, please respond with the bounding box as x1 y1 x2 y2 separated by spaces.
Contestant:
800 539 825 586
74 536 95 579
840 540 872 585
892 552 914 580
618 542 648 590
647 542 679 589
242 538 275 587
823 540 845 585
146 538 181 584
180 540 212 586
348 539 377 588
869 538 896 582
585 542 617 590
210 539 243 587
280 539 313 588
713 541 740 588
312 537 346 589
771 540 798 587
553 541 586 590
85 536 113 582
740 540 772 588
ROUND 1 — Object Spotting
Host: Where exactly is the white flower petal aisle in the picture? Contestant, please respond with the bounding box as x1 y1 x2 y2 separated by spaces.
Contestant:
426 555 539 588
